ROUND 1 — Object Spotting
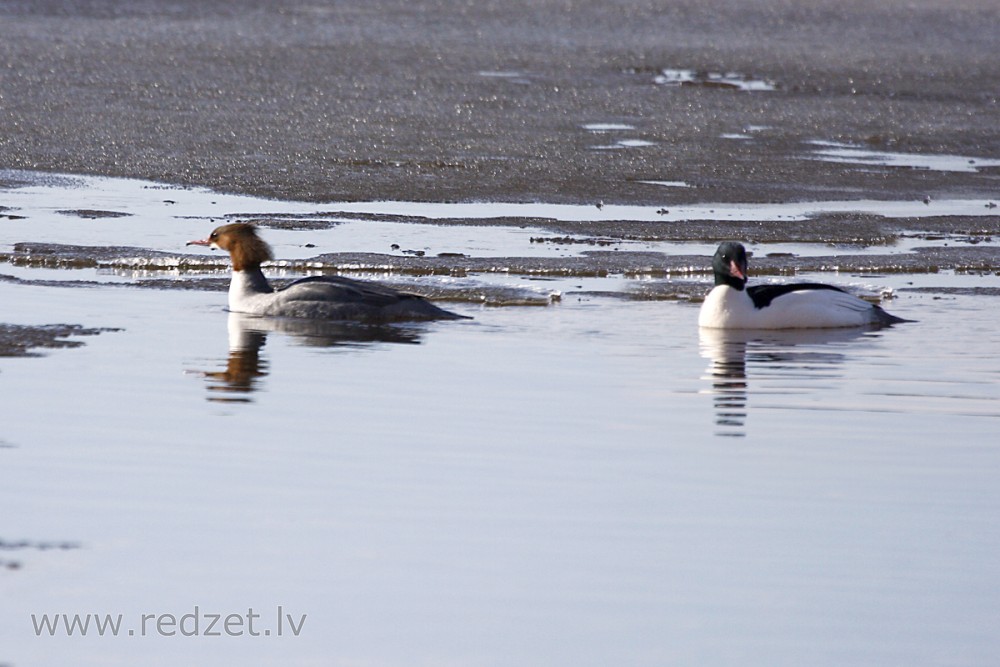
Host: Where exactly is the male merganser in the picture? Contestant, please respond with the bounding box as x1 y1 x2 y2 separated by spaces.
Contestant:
187 223 466 322
698 241 907 329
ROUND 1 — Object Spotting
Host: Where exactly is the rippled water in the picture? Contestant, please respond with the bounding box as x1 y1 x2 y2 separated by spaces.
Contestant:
3 172 1000 666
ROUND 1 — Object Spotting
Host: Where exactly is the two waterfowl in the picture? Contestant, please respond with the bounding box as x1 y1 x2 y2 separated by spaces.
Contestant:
188 227 906 329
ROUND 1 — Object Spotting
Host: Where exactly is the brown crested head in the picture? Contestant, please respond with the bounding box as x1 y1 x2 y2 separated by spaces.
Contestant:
192 223 274 271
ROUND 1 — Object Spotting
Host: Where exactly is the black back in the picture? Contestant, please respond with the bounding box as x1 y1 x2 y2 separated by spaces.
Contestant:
746 283 845 309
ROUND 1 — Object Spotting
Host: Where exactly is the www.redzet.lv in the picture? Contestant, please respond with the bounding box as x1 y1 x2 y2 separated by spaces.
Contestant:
30 606 306 637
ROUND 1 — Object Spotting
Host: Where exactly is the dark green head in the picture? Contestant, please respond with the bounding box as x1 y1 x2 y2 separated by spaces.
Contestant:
712 241 749 290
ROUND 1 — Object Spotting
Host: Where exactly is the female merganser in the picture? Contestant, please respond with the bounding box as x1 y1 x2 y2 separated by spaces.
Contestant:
187 223 465 322
698 241 907 329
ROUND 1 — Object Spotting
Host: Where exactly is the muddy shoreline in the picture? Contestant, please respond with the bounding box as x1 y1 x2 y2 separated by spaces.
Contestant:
1 0 998 207
1 0 998 318
0 322 115 357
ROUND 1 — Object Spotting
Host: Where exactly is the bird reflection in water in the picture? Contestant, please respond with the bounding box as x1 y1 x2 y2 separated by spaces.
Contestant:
204 325 269 402
699 327 876 437
202 312 425 402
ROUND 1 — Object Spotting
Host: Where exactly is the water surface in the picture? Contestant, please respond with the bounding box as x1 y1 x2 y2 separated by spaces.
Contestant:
2 173 1000 666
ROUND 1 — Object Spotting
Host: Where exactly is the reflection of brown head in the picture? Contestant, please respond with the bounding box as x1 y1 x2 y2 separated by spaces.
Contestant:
203 331 268 403
187 223 274 271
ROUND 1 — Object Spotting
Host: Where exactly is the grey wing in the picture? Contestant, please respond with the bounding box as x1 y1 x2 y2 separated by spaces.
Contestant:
274 275 465 322
278 275 414 306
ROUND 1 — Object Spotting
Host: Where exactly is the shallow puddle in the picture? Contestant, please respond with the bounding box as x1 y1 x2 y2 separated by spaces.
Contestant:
589 138 658 150
3 171 1000 666
806 140 1000 173
581 123 638 132
653 68 778 91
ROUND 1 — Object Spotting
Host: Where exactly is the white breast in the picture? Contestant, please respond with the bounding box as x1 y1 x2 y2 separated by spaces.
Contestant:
227 270 277 315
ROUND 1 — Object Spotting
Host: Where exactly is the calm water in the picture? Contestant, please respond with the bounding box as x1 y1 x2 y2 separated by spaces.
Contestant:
2 173 1000 666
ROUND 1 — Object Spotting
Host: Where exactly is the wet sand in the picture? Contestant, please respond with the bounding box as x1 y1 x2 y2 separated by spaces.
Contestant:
0 322 114 357
1 0 998 207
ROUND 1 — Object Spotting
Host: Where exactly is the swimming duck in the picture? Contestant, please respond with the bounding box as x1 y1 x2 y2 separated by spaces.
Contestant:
187 223 465 322
698 241 907 329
